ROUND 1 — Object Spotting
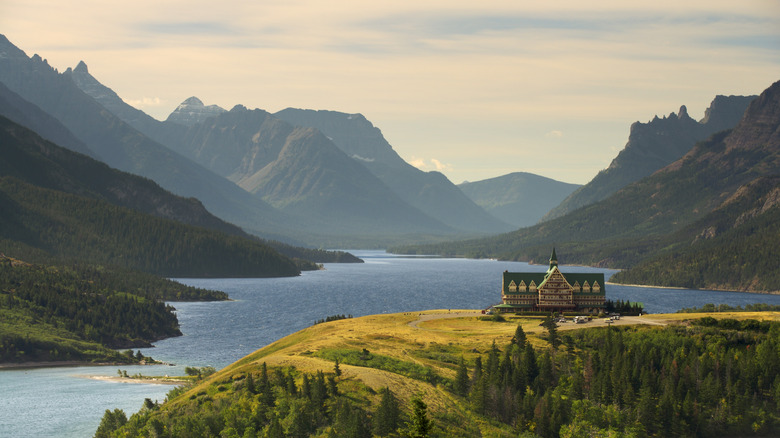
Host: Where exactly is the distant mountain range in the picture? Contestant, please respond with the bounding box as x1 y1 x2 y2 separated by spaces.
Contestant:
0 31 515 244
458 172 581 227
4 33 774 292
0 35 302 243
393 80 780 292
273 108 512 234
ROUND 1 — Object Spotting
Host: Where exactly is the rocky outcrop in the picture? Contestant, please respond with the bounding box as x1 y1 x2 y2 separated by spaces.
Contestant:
542 94 756 221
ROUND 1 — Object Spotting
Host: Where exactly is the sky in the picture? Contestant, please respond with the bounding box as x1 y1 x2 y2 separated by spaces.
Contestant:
2 1 779 185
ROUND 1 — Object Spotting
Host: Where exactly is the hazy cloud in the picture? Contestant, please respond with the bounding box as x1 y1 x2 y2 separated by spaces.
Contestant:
124 96 164 108
545 130 564 138
411 157 453 173
1 0 777 184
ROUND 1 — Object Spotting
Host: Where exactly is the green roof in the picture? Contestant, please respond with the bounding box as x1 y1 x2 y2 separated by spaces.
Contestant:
503 270 605 294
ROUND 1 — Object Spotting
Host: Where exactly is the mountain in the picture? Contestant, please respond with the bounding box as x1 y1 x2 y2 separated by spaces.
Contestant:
274 108 513 234
543 95 756 221
0 81 96 158
611 176 780 291
0 114 307 277
458 172 581 227
393 80 780 291
0 34 297 240
66 60 189 150
165 96 226 126
0 111 244 235
65 54 504 241
168 105 452 236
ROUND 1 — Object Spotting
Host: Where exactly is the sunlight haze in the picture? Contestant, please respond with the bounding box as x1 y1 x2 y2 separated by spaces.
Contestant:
2 0 778 184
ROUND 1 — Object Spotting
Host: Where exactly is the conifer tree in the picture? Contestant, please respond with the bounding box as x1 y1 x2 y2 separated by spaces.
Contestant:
245 372 256 394
541 315 559 349
512 323 527 348
94 409 127 438
334 358 342 377
373 387 400 437
454 358 470 396
405 396 432 438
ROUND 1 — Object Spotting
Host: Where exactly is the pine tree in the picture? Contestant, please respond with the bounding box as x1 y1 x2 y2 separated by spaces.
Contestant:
512 323 527 348
405 396 432 438
373 387 400 437
454 358 470 396
541 315 559 349
245 372 256 394
94 408 127 438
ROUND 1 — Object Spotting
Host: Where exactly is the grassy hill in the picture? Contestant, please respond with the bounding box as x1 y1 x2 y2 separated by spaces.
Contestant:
100 310 780 437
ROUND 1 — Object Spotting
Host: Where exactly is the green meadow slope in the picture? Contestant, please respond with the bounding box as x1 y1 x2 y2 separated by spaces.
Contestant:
100 310 780 437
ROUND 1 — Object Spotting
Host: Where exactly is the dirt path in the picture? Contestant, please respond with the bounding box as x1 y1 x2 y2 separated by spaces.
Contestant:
407 312 670 331
406 311 483 329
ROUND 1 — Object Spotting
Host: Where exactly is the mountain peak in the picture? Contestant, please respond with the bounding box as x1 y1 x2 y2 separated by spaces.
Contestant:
678 105 689 119
700 94 757 129
165 97 226 126
180 96 204 107
74 60 89 73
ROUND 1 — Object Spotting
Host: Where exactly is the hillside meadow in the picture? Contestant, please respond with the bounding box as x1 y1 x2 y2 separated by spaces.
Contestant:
98 309 780 437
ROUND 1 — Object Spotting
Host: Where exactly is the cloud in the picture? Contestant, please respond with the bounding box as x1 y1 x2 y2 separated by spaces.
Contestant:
410 157 453 173
124 96 164 108
545 130 564 138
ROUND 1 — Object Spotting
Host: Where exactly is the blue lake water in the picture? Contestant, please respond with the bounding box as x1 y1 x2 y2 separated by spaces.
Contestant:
2 250 779 437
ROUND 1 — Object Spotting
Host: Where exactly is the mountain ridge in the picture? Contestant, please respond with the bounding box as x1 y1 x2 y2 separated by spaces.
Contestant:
0 35 300 240
0 114 310 277
274 108 513 234
543 95 756 220
458 172 581 227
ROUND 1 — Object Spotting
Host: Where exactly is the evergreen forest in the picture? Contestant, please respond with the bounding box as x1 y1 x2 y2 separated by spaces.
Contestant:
460 319 780 437
0 257 226 363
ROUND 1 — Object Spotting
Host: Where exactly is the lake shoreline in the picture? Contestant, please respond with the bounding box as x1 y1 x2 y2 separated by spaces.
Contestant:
0 360 173 370
607 281 780 295
79 375 187 385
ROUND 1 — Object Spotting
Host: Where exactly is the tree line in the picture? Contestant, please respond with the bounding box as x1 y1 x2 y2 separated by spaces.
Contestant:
96 361 432 437
458 318 779 436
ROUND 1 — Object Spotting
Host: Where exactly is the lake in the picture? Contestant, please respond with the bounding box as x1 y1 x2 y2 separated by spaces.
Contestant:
2 250 779 437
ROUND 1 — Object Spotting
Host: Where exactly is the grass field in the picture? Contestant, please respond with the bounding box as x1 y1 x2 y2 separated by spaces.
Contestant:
171 308 779 429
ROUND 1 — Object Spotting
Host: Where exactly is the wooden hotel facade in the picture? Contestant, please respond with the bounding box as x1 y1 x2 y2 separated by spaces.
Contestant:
495 249 606 314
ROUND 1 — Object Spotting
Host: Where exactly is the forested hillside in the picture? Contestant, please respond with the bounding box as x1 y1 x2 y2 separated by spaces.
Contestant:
0 176 308 277
610 176 780 291
0 256 226 364
95 313 780 437
0 115 317 277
